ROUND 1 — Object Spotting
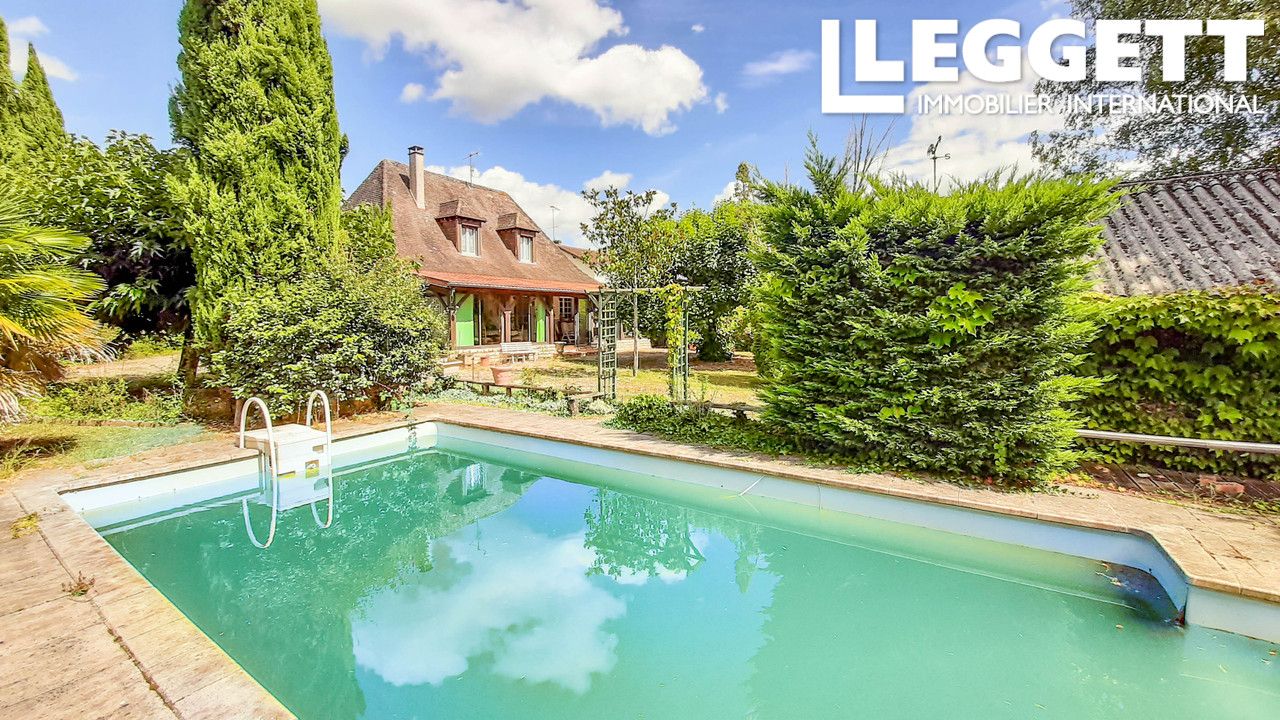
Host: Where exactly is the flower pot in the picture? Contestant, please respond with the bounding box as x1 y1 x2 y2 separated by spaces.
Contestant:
491 365 517 386
478 355 492 367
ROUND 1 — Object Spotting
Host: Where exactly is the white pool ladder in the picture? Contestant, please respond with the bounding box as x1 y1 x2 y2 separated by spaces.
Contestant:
238 390 335 548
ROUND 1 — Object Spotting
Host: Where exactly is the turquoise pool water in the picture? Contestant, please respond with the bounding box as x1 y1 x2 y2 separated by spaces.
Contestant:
99 436 1278 719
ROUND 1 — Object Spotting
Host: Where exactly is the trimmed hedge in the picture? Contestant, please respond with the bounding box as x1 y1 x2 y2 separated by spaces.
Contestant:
1079 284 1280 480
752 146 1119 486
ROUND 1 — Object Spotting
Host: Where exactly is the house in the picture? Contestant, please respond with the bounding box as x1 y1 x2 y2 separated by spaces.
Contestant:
345 147 600 351
1094 168 1280 295
558 245 608 284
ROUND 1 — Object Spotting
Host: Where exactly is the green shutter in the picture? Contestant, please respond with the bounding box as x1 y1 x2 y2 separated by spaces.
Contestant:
456 295 475 347
535 300 547 342
578 298 589 340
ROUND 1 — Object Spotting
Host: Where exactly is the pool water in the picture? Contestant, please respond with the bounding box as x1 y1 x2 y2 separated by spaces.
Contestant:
100 437 1278 719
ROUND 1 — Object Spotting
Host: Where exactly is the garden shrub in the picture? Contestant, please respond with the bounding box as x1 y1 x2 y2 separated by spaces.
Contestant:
210 258 447 414
610 395 796 455
753 144 1120 486
1078 284 1280 479
419 387 614 417
28 378 184 424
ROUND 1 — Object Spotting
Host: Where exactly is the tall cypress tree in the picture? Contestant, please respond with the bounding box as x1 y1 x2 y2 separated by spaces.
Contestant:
169 0 345 342
18 44 67 148
0 17 21 160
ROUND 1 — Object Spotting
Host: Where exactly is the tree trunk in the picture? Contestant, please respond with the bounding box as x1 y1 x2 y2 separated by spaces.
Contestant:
178 322 200 388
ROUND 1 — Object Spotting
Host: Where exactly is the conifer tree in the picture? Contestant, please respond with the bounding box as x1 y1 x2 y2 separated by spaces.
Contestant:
169 0 345 342
18 44 66 148
0 17 21 160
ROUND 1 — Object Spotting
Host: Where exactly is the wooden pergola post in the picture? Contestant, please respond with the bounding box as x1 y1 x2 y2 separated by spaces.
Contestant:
548 296 557 344
501 295 515 343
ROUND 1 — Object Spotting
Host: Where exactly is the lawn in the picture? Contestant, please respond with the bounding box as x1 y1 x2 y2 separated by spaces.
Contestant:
0 421 210 484
453 348 764 406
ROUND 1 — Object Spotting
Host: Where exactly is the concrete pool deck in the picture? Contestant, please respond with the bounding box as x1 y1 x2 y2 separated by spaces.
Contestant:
2 403 1278 718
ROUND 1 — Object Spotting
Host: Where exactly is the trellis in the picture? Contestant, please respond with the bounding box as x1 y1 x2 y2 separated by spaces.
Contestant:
596 290 619 400
594 285 703 403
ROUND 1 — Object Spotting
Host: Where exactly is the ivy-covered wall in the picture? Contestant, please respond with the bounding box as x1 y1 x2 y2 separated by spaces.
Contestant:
1079 284 1280 480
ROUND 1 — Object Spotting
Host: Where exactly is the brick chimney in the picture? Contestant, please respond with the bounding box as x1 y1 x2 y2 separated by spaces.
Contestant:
408 146 425 209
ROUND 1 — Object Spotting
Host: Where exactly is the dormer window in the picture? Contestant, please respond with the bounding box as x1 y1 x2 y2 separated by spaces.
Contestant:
518 235 533 263
461 225 479 256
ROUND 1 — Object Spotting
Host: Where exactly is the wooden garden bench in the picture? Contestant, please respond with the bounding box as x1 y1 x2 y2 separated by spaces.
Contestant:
500 341 537 363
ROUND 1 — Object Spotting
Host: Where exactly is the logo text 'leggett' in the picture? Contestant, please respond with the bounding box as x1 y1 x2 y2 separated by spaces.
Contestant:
821 19 1264 114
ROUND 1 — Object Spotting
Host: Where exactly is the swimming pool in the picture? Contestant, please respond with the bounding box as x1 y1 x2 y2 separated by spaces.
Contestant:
71 423 1278 718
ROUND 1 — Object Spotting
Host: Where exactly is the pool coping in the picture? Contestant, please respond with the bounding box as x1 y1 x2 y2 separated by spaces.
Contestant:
3 404 1278 717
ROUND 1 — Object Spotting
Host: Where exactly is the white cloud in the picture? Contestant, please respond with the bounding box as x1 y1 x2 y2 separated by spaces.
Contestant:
399 82 426 103
882 59 1064 187
691 23 705 33
8 16 48 36
34 53 77 82
425 162 668 245
320 0 708 136
583 170 633 191
6 16 77 82
711 180 737 205
351 519 626 693
742 49 815 83
714 91 729 114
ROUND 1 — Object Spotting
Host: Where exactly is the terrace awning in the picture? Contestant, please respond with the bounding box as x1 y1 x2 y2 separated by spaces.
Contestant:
418 270 599 295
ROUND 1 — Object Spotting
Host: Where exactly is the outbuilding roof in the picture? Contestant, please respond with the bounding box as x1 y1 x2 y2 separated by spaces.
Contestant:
1094 168 1280 295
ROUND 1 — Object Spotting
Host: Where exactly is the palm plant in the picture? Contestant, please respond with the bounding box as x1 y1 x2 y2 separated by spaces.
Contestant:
0 185 105 420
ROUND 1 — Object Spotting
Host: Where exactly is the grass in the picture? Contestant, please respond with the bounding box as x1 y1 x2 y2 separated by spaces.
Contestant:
458 349 763 406
25 378 185 424
121 334 184 360
11 512 38 538
0 421 210 484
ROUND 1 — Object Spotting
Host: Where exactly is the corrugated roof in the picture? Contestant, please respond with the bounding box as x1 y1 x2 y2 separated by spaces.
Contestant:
1095 168 1280 295
344 159 599 294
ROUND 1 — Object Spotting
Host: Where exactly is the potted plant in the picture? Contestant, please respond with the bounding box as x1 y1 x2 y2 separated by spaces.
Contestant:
491 364 517 386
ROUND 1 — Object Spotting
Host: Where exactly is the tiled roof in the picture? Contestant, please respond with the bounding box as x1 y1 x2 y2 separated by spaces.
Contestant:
344 160 599 294
1095 168 1280 295
436 199 485 221
496 211 538 232
418 271 598 294
558 245 594 261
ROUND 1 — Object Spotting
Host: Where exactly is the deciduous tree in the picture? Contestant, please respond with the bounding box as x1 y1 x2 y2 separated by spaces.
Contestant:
1032 0 1278 176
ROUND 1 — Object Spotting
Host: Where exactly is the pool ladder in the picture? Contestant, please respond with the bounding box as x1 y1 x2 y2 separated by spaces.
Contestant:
238 390 335 548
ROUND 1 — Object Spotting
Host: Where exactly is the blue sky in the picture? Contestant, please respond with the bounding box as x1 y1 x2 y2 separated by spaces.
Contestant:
1 0 1064 243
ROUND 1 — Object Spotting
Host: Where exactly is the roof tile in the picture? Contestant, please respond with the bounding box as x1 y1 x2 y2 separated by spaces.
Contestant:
1096 168 1280 295
344 159 599 293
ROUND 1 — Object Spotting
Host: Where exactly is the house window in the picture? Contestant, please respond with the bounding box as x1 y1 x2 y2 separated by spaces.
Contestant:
558 297 575 317
518 235 533 263
461 225 479 256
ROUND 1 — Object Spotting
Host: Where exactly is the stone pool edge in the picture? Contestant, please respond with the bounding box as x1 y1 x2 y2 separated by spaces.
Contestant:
9 414 423 719
10 404 1279 718
428 405 1280 644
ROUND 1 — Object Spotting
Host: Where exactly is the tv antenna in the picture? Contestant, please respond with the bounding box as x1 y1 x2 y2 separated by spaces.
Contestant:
926 136 950 192
465 151 481 186
549 205 561 243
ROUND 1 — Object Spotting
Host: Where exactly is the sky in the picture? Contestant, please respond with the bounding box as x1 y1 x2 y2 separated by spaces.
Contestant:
0 0 1068 244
